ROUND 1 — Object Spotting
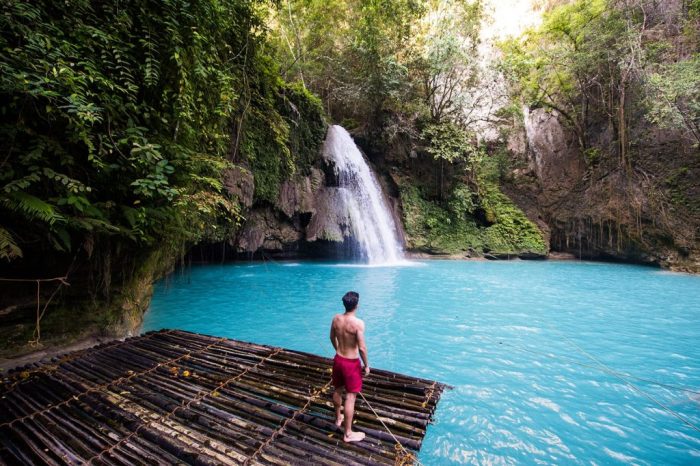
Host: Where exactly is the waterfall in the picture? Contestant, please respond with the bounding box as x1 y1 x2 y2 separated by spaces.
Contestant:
322 125 404 264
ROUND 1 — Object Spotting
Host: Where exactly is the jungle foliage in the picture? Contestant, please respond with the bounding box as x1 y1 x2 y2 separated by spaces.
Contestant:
398 151 547 256
271 0 484 140
499 0 700 165
0 0 326 264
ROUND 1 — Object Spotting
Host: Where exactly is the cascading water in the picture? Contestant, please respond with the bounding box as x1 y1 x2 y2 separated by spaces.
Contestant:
322 125 404 264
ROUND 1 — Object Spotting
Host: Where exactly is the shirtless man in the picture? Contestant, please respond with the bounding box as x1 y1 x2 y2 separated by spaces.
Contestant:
330 291 370 443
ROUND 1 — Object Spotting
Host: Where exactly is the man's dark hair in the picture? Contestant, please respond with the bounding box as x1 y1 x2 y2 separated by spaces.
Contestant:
342 291 359 312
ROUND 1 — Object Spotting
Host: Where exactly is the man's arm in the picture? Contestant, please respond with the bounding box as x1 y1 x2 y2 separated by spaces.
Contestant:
329 317 338 352
356 320 370 376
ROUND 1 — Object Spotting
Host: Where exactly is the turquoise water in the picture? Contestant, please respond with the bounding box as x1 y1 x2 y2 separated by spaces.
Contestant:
143 260 700 465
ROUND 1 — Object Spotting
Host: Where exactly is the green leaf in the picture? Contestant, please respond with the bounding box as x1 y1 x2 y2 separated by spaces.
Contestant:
1 191 64 225
0 227 23 261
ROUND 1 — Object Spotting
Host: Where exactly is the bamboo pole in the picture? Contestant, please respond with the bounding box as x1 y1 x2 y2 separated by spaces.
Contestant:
0 425 40 465
281 416 396 462
105 390 247 464
19 384 108 458
3 422 64 465
77 392 185 464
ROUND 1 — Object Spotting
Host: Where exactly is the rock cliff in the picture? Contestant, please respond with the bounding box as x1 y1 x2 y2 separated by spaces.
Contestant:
226 159 388 259
505 107 700 272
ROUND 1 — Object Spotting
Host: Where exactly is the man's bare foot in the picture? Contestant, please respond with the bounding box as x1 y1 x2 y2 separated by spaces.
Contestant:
335 414 344 428
343 431 366 443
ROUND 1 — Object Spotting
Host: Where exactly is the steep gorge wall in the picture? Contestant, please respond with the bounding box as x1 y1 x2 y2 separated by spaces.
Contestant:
227 164 354 258
493 0 700 272
505 107 700 272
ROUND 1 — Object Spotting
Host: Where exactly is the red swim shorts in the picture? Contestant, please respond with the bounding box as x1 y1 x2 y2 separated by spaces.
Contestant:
331 354 362 393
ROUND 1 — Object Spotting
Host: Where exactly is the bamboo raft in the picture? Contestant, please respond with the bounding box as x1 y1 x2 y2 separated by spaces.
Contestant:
0 329 446 465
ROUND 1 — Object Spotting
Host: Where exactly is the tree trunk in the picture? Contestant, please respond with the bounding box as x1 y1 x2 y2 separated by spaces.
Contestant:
618 82 627 170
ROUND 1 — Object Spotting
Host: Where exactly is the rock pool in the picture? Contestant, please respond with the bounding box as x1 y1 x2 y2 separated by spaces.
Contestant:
144 260 700 465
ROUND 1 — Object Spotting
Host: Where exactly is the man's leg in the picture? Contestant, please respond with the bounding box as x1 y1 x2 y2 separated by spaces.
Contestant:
343 392 365 442
333 388 344 427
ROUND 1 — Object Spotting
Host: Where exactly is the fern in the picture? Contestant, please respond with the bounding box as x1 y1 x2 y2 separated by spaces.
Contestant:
1 191 64 225
0 227 22 261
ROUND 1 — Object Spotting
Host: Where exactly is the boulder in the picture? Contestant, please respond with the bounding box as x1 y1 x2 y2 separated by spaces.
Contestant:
276 168 323 218
305 188 352 242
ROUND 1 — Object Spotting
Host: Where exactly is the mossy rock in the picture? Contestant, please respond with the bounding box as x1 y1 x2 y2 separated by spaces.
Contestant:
242 78 327 204
398 178 547 256
480 184 548 254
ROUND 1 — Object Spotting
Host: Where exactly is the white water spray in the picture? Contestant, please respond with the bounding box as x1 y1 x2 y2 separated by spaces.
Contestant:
322 125 404 264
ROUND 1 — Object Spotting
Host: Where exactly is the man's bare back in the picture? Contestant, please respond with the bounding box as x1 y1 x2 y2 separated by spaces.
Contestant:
331 313 366 359
330 291 369 443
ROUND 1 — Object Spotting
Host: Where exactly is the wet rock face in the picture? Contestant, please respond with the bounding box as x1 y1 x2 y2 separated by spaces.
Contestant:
304 188 351 243
224 164 324 257
277 168 323 219
238 207 304 253
224 166 255 208
234 170 322 256
230 163 378 259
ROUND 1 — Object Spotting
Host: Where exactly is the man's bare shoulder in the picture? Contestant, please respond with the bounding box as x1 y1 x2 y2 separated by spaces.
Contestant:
351 316 365 329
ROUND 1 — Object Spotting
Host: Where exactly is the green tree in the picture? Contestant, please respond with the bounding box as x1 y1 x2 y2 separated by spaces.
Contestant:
645 54 700 146
499 0 651 168
271 0 425 134
414 0 484 124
